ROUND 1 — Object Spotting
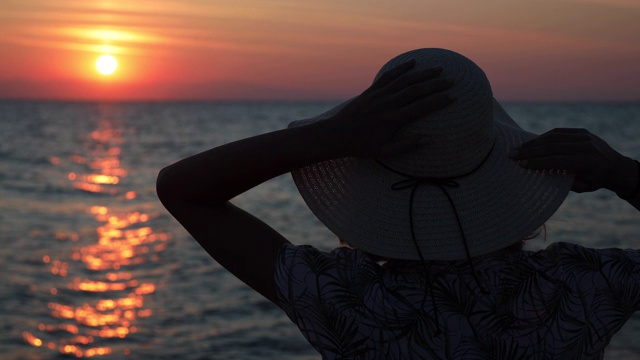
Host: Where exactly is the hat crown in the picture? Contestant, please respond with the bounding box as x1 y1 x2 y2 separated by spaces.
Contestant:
376 48 495 177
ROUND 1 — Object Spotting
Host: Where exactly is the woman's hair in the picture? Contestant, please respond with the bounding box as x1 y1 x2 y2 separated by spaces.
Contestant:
502 224 548 253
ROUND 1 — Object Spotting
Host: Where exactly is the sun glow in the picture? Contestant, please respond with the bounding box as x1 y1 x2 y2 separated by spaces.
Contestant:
96 55 118 76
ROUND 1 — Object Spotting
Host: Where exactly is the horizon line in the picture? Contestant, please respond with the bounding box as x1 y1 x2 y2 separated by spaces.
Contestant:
1 97 639 105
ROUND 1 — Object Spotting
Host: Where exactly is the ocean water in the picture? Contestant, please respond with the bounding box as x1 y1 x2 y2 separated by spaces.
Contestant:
1 100 639 359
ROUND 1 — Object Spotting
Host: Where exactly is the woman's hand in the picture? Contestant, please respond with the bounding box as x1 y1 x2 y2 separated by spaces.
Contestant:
510 128 638 196
325 60 454 158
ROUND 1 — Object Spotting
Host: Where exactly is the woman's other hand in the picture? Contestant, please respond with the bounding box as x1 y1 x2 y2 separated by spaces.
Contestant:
325 60 454 158
510 128 638 197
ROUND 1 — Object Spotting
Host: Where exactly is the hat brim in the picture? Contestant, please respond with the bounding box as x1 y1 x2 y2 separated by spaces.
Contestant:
289 99 574 261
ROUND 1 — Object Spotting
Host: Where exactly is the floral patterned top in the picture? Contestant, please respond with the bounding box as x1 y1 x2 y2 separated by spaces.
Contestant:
275 242 640 360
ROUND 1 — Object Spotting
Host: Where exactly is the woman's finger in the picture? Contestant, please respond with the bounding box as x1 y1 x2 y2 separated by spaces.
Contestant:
516 155 579 171
398 92 453 125
380 93 455 129
392 78 454 107
385 66 445 94
515 128 590 150
372 60 416 89
376 136 428 157
571 181 599 193
511 141 593 160
515 155 607 193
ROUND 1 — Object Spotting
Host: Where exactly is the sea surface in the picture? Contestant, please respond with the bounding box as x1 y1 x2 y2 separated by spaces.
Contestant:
1 100 639 359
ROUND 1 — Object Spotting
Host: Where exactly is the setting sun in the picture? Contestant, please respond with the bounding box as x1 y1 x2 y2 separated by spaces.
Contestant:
96 55 118 76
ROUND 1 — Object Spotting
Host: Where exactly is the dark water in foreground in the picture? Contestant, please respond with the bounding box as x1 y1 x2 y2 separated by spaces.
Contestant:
1 101 639 359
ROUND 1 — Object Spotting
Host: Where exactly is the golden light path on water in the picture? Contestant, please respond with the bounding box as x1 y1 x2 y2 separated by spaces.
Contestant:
22 118 169 357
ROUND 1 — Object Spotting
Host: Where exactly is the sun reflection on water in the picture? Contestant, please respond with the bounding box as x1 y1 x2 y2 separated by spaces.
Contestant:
23 117 168 358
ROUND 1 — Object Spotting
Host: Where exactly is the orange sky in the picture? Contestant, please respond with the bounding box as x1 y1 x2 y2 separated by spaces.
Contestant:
0 0 638 101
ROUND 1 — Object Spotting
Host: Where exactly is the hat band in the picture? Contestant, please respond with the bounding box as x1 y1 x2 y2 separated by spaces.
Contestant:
374 141 495 335
374 140 495 254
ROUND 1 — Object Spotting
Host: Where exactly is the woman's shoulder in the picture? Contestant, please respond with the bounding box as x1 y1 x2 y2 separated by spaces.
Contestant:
274 244 384 312
534 241 640 261
277 243 381 276
523 242 640 288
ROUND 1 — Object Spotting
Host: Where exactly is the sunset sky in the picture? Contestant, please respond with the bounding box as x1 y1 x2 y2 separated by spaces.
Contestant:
1 0 638 101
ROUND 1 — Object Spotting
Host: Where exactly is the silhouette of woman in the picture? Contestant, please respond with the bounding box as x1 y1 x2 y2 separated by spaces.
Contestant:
157 48 640 359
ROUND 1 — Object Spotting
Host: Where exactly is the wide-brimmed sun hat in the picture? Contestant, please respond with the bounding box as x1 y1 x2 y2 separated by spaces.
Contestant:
289 48 574 261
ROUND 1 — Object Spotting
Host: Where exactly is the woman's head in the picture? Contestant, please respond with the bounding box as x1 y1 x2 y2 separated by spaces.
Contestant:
289 48 574 261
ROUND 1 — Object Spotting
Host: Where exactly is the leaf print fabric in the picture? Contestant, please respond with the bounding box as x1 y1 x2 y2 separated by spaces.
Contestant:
275 242 640 360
